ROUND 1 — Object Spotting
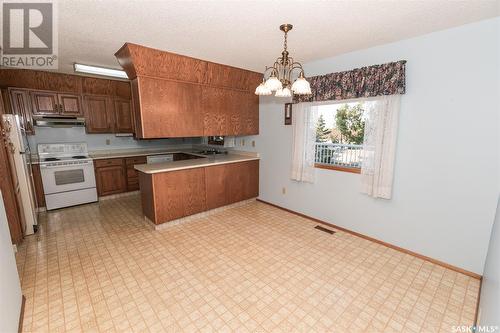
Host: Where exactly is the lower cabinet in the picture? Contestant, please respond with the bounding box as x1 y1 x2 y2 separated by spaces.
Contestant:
205 160 259 210
125 156 146 191
94 159 126 196
95 156 148 196
31 164 45 208
139 160 259 224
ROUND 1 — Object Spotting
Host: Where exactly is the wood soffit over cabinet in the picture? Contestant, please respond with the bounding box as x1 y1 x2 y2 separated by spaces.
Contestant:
0 68 131 99
115 42 262 91
115 43 261 138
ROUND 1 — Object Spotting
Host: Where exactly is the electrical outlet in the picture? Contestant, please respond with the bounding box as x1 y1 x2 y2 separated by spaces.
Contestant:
251 140 255 147
241 139 245 146
105 139 111 145
282 187 286 195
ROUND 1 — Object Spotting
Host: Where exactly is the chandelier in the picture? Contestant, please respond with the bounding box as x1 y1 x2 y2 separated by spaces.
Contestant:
255 24 311 98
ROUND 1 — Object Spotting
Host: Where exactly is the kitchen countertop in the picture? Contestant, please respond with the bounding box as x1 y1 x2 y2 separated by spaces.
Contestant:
90 147 196 160
134 153 260 174
30 146 194 163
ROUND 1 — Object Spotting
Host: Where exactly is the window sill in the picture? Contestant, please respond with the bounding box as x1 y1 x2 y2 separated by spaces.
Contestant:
314 163 361 174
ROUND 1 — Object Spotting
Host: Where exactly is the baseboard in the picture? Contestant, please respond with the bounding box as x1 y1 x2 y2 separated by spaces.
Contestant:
256 199 482 280
18 295 25 333
474 277 483 326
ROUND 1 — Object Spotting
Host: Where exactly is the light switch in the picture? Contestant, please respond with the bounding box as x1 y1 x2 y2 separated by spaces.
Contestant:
106 139 111 145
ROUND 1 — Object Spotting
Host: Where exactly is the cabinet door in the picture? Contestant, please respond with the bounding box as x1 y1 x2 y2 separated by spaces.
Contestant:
135 76 203 138
31 164 45 208
95 165 126 196
202 87 258 136
205 165 229 209
153 168 206 222
31 90 59 115
58 93 83 116
240 92 259 135
113 98 134 133
226 160 259 204
202 86 230 136
8 88 35 134
83 95 114 133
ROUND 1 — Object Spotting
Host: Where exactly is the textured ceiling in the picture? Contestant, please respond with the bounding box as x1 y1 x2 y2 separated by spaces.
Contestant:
56 0 499 75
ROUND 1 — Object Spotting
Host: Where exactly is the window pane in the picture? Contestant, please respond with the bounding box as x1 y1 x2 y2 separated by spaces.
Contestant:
315 101 370 169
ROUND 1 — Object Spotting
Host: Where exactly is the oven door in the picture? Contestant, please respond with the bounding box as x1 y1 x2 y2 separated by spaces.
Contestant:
40 162 96 195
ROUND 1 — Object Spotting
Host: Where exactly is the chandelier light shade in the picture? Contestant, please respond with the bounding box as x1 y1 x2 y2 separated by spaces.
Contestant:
254 80 272 95
256 24 312 98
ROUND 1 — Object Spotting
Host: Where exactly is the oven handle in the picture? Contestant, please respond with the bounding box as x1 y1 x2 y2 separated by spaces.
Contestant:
39 162 93 169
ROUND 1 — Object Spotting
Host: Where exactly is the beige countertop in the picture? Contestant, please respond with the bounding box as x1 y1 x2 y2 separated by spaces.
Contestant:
30 146 194 163
90 147 193 160
134 153 260 174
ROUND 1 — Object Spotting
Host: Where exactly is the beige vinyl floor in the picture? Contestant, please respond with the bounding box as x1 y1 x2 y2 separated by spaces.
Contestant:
15 193 479 332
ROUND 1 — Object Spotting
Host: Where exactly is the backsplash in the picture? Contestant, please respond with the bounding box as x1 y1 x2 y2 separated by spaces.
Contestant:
27 127 202 151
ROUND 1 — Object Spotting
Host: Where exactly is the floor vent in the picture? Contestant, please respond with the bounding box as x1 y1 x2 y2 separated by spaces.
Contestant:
314 225 335 234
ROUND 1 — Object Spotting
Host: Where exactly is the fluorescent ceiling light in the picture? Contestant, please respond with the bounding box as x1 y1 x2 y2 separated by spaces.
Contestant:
74 63 128 79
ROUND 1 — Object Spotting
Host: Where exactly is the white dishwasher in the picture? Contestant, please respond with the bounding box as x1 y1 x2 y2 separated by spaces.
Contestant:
146 154 174 164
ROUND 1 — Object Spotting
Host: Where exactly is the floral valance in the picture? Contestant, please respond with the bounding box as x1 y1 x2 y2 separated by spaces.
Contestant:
294 60 406 103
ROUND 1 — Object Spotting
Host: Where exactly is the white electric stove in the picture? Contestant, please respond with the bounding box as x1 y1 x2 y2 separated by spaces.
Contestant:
37 143 98 210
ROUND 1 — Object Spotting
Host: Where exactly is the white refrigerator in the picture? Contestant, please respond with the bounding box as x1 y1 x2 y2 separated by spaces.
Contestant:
2 114 38 235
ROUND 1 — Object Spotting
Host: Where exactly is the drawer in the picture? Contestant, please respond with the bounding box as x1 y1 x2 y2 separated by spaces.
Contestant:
125 156 147 165
94 158 124 168
127 177 139 191
127 168 138 178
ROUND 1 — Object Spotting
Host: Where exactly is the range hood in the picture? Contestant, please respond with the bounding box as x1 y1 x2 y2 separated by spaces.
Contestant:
33 116 85 128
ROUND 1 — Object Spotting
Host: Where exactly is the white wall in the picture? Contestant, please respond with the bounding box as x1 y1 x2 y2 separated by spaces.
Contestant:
0 191 23 332
237 18 500 275
27 127 201 152
479 197 500 326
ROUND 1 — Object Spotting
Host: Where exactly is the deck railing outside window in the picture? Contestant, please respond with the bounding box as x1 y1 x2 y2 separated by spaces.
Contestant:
315 143 363 169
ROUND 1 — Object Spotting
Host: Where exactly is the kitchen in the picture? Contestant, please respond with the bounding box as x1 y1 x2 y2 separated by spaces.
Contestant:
1 42 261 238
0 2 499 332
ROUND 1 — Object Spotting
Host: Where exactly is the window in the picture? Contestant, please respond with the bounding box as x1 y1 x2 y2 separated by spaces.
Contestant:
314 101 372 173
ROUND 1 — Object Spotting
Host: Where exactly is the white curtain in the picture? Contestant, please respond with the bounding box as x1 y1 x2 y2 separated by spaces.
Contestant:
361 95 401 199
291 102 318 183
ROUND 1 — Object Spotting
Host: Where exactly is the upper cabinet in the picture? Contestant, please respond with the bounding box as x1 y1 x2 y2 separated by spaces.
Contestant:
115 43 261 138
31 90 83 116
113 98 134 133
83 95 114 133
0 69 134 135
7 88 35 134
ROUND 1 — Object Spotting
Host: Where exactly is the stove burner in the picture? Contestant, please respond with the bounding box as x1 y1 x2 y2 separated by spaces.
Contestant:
44 157 60 162
72 155 87 159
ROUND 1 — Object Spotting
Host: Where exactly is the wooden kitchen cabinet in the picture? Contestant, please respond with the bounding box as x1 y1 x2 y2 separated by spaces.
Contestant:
113 98 134 133
139 160 259 224
94 159 126 196
133 76 203 138
205 160 259 209
58 93 83 116
30 90 58 115
31 164 45 208
146 168 206 223
31 90 83 116
115 43 260 138
95 156 146 196
125 156 146 191
8 88 35 134
226 160 259 204
204 164 229 210
203 86 259 136
84 95 114 133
